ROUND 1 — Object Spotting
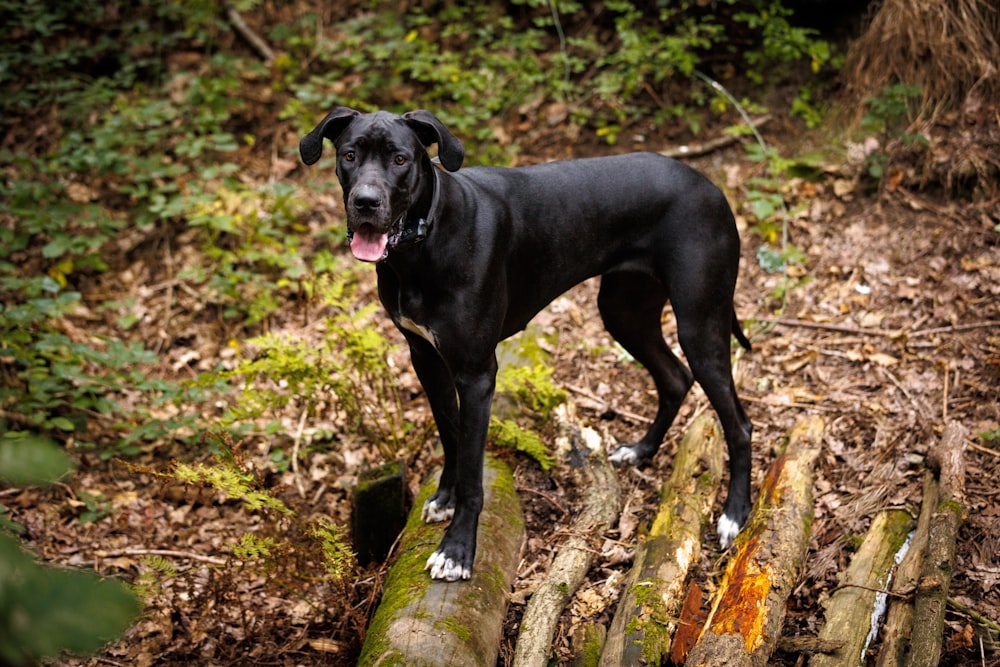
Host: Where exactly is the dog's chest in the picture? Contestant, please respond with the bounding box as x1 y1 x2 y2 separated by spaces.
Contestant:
397 315 437 348
389 288 439 350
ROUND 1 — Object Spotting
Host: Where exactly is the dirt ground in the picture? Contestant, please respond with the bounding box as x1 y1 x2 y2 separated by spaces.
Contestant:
7 107 1000 666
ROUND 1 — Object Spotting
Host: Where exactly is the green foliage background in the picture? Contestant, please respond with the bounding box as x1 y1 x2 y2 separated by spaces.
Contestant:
0 0 836 658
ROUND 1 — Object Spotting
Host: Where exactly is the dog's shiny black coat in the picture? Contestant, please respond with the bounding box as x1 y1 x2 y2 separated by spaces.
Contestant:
300 108 753 581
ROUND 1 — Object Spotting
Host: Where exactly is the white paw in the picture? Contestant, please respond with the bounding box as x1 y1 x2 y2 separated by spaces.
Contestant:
717 513 741 549
425 550 471 581
422 498 454 523
608 446 639 466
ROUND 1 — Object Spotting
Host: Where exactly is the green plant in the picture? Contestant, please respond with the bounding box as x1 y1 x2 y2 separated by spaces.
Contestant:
138 434 356 583
285 0 835 161
980 427 1000 442
204 273 417 462
489 418 557 471
0 432 140 664
861 83 929 180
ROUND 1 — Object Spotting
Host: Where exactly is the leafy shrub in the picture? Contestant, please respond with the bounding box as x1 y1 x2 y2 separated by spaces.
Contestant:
287 0 835 159
0 432 140 663
203 273 418 462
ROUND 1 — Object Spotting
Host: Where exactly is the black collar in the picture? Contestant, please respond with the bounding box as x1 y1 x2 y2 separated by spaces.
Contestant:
394 164 443 249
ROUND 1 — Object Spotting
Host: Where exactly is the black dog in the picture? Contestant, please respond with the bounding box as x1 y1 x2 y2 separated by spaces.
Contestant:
300 108 753 581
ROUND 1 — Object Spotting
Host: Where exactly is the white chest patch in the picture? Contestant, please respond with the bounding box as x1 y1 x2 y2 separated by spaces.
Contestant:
398 316 438 349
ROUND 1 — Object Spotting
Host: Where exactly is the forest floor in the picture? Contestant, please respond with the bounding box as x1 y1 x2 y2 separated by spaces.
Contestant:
7 100 1000 666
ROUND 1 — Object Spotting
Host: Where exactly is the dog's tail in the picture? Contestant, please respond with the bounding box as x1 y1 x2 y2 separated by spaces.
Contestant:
732 311 752 351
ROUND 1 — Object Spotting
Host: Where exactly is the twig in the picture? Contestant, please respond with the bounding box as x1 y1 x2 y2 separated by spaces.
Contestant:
942 361 950 422
95 548 229 566
969 441 1000 459
226 6 275 64
948 597 1000 636
519 486 569 517
767 318 1000 339
828 581 912 600
910 320 1000 338
564 384 653 424
660 115 772 159
769 318 902 337
291 408 308 497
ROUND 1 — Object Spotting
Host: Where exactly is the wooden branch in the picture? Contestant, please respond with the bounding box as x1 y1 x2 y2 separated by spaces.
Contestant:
767 317 1000 339
513 402 622 667
599 414 724 667
810 509 915 667
659 115 771 159
226 6 275 64
875 472 937 667
94 548 228 566
357 455 524 667
908 421 968 667
685 415 823 667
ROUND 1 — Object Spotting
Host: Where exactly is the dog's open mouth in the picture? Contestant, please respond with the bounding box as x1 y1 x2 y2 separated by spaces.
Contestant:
350 223 388 262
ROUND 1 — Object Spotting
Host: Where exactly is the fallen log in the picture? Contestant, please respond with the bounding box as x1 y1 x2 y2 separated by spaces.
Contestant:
907 420 968 667
356 455 524 667
809 509 915 667
513 402 621 667
685 415 823 667
874 471 936 667
600 413 725 667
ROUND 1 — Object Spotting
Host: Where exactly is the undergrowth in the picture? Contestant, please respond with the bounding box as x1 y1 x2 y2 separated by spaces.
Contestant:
0 0 837 657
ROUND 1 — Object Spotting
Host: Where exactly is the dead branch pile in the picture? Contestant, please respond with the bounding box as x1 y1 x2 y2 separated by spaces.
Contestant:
843 0 1000 119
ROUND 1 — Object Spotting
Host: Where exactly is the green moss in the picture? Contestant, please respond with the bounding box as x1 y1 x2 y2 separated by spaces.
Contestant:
625 578 673 664
437 616 472 642
357 475 443 666
358 456 521 666
575 624 607 667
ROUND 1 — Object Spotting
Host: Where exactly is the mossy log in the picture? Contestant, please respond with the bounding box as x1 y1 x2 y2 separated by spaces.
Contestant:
357 455 524 667
874 472 937 667
809 509 915 667
600 413 725 667
685 415 823 667
513 402 621 667
907 420 968 667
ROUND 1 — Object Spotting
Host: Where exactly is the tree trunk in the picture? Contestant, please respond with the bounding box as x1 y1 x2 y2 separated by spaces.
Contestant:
513 402 621 667
600 413 725 666
685 415 823 667
357 455 524 667
907 421 968 667
809 509 915 667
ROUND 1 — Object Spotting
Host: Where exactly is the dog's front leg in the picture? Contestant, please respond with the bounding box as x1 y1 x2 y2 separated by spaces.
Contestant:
424 361 497 581
406 337 461 523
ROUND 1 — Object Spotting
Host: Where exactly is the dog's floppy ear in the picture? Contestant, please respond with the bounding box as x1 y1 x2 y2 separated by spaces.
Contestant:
402 110 464 172
299 107 360 165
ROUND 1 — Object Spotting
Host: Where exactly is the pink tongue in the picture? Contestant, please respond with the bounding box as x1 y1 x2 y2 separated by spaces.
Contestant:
351 224 389 262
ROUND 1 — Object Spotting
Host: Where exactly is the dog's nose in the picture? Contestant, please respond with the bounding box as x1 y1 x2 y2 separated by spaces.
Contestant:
352 186 382 210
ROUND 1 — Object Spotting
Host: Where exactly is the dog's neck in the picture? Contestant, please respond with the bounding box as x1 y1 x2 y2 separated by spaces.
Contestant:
394 161 443 249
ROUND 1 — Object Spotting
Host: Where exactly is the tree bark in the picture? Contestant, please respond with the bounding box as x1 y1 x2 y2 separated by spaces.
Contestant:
685 415 823 667
357 455 524 667
874 472 936 667
599 413 725 666
907 421 968 667
513 402 621 667
809 509 915 667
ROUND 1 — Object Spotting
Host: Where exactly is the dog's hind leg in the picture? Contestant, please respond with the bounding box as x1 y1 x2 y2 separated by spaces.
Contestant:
598 271 694 466
672 294 753 548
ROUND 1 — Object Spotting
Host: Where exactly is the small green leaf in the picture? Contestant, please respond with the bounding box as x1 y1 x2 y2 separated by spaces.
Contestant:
756 245 786 274
0 432 75 485
50 416 76 431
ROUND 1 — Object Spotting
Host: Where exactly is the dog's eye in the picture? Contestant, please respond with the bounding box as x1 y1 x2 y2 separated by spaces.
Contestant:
394 155 407 166
343 151 355 162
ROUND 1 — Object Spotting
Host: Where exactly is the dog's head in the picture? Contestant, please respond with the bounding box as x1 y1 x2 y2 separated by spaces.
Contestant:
299 107 464 262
